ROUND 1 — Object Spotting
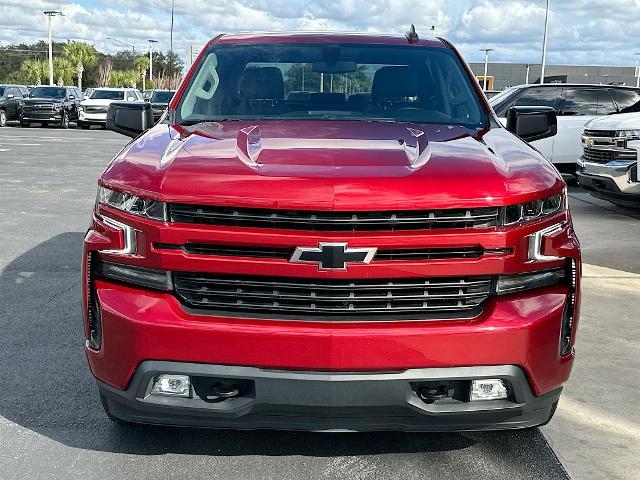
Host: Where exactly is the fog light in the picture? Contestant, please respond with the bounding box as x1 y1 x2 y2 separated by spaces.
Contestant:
470 379 508 401
150 374 191 397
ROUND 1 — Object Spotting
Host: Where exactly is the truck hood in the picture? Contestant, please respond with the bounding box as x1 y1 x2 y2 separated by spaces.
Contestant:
586 112 640 131
23 97 63 105
81 98 120 107
102 120 563 210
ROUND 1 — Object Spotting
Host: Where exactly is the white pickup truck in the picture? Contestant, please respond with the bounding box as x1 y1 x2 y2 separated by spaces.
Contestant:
577 112 640 207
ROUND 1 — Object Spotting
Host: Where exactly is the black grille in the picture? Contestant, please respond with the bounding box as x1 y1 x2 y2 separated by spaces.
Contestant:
156 242 485 261
583 146 636 164
168 204 500 231
583 129 617 137
173 272 493 319
84 106 107 113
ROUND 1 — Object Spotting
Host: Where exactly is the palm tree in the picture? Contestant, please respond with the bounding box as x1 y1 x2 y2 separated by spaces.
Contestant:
63 41 97 90
134 55 150 90
20 59 47 85
54 58 74 86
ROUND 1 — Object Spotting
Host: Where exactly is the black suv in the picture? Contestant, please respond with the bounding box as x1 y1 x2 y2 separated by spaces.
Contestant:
0 85 30 127
146 89 176 122
21 86 82 128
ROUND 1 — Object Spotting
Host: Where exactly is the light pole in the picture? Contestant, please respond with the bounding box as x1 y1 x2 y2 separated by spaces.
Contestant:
635 53 640 88
107 36 135 53
540 0 550 84
430 25 436 38
148 39 158 85
525 64 530 84
44 11 63 86
480 48 493 91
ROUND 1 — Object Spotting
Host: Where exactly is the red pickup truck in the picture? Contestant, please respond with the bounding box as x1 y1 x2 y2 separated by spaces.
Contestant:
82 31 581 431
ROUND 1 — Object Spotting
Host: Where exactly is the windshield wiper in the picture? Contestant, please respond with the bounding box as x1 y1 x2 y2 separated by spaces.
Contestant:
179 118 244 126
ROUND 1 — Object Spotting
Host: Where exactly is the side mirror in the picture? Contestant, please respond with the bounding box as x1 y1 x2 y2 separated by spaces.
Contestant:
106 102 154 138
68 95 75 100
506 106 557 143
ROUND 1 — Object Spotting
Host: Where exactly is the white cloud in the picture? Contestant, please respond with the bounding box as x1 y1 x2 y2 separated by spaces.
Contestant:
1 0 639 67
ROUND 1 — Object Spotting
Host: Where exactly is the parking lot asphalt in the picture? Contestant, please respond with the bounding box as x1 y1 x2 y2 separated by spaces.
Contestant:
0 125 636 480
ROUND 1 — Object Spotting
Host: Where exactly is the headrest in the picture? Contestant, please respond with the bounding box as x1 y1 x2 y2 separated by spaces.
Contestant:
371 66 419 100
239 67 284 99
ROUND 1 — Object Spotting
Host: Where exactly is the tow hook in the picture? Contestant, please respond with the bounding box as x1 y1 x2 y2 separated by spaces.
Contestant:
417 385 449 404
206 382 240 400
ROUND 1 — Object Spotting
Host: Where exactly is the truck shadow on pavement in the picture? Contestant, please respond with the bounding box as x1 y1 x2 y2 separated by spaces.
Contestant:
0 233 568 477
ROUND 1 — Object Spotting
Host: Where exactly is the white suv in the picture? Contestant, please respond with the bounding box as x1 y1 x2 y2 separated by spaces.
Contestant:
577 112 640 207
490 84 640 176
78 88 142 129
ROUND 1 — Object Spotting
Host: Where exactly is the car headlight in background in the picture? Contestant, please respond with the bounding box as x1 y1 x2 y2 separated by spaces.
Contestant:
97 186 166 221
502 190 566 226
616 129 640 139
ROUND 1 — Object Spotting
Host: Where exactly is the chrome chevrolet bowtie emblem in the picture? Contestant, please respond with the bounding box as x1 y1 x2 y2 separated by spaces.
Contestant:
290 242 377 270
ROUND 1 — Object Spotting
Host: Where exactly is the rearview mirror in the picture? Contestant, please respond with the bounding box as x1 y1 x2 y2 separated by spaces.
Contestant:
106 101 154 138
506 106 557 143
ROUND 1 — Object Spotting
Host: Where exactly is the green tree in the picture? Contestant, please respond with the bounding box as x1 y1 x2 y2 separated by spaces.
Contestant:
54 58 74 86
63 41 97 90
108 70 138 87
134 55 150 90
19 59 47 85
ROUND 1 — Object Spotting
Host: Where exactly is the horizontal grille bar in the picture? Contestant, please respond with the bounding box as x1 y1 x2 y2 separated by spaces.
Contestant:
155 243 485 261
583 146 637 164
173 272 493 318
583 129 617 138
168 204 500 231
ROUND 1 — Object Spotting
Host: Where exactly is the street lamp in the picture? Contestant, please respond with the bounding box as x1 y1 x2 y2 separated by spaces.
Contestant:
107 36 135 53
635 53 640 88
44 10 63 86
148 39 158 85
480 48 494 91
540 0 550 84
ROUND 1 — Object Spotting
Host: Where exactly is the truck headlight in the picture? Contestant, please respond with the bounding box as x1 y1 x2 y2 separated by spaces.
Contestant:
496 267 566 295
502 190 566 226
97 186 166 221
616 129 640 139
97 260 172 291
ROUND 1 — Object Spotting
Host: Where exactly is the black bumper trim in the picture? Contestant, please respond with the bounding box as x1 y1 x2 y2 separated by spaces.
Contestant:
98 361 561 432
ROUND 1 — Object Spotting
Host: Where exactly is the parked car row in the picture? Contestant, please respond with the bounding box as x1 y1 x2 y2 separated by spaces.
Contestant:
489 83 640 208
0 84 175 129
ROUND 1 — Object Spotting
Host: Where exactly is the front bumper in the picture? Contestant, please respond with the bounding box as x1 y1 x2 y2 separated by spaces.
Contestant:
577 159 640 207
99 361 561 431
79 112 107 124
21 111 63 122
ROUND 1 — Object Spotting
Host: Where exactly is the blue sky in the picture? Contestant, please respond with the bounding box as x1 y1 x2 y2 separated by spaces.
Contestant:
1 0 640 68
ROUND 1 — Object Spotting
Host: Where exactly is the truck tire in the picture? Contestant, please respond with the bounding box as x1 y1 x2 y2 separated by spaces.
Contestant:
60 112 69 129
0 109 6 127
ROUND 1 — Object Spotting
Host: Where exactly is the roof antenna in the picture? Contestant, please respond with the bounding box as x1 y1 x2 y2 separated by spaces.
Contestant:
405 24 419 44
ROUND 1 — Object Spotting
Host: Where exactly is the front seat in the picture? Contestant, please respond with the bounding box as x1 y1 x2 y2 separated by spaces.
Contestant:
238 67 284 115
371 66 420 107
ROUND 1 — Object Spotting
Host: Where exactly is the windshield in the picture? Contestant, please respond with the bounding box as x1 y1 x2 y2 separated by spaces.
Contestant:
177 42 486 127
151 91 175 103
90 90 125 100
488 86 521 106
30 87 65 99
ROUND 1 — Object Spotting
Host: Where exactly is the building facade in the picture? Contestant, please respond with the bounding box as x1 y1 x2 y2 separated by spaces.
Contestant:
468 63 639 91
